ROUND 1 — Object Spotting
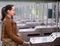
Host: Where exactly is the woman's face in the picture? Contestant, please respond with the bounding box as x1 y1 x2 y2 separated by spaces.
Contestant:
7 6 15 16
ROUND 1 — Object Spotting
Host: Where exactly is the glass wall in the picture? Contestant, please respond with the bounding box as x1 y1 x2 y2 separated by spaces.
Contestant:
0 2 59 26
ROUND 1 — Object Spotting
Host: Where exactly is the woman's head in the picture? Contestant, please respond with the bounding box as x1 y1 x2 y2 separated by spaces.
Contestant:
1 4 15 21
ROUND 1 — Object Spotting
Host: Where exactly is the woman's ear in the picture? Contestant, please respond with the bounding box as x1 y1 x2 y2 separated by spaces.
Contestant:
7 10 11 14
7 10 9 13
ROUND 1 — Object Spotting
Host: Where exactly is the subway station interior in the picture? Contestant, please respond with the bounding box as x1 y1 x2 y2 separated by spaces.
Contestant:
0 0 60 46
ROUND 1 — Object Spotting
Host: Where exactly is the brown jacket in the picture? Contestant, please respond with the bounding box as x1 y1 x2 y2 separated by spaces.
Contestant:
1 16 24 45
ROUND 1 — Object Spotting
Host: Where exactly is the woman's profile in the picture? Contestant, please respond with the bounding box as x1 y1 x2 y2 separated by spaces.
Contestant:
1 4 30 46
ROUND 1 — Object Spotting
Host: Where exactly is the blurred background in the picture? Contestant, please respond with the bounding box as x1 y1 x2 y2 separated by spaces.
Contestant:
0 0 60 46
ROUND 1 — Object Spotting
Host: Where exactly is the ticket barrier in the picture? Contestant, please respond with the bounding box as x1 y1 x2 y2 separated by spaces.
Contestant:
19 32 60 46
18 26 60 46
30 32 60 46
19 25 59 38
17 22 45 29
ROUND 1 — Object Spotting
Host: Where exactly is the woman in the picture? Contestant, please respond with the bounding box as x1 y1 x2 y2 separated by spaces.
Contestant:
1 4 30 46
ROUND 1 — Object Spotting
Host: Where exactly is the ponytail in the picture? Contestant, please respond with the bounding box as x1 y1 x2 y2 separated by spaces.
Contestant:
1 7 6 21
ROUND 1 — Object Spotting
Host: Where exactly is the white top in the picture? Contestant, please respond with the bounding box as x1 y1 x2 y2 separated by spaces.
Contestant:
17 24 26 27
35 25 57 29
19 28 35 32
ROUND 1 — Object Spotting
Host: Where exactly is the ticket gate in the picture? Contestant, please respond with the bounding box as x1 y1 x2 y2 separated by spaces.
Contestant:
30 32 60 46
19 32 60 46
18 25 60 46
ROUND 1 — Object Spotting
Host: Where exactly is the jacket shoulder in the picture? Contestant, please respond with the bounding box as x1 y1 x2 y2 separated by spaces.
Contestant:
3 18 12 25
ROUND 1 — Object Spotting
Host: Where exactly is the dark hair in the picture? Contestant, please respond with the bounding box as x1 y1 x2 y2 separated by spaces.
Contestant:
1 4 14 21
